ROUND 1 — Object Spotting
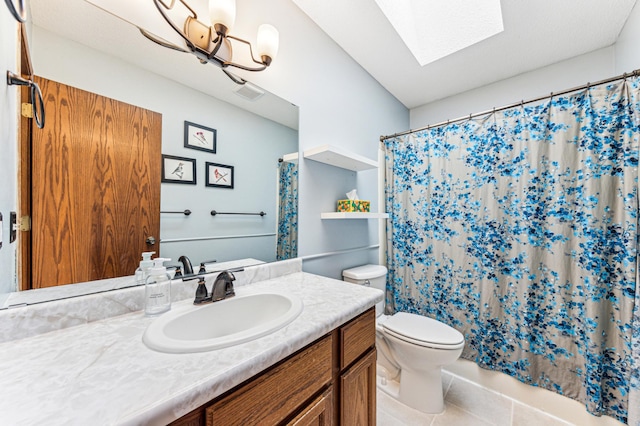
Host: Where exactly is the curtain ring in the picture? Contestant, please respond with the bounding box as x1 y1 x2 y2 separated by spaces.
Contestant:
623 73 628 81
4 0 27 23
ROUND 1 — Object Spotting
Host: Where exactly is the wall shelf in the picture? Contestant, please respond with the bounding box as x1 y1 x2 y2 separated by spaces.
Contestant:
321 212 389 220
281 152 298 163
303 144 378 171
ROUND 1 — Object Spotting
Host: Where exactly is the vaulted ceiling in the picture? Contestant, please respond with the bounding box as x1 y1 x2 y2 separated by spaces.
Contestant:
293 0 637 108
30 0 637 113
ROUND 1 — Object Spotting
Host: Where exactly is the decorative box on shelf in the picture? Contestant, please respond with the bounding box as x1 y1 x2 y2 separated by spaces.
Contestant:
337 199 371 212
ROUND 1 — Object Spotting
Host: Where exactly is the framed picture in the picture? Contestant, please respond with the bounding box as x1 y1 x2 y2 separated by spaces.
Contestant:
206 162 234 189
162 154 196 184
184 120 217 154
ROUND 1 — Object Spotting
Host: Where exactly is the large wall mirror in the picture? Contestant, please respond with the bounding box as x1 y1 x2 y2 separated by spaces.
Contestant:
1 0 298 308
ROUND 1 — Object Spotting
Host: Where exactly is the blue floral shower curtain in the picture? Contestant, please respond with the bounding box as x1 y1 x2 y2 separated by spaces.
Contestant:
276 161 298 260
383 78 640 424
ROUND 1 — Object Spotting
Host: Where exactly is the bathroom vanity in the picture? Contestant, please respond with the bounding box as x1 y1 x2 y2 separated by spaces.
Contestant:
0 260 382 425
174 308 376 425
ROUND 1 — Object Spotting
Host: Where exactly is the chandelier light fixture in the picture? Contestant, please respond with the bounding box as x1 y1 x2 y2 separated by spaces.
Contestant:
142 0 279 84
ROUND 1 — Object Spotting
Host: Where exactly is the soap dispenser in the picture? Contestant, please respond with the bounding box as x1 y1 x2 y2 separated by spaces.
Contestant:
145 258 172 316
135 251 155 287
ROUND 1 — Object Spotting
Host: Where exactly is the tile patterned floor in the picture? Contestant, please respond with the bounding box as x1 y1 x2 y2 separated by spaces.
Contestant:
377 371 573 426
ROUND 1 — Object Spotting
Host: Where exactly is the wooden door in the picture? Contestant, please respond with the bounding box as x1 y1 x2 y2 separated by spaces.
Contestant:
341 349 377 426
30 77 161 288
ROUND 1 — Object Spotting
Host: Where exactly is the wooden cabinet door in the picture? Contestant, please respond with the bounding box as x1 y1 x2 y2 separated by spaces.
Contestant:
287 387 333 426
30 77 161 288
341 349 377 426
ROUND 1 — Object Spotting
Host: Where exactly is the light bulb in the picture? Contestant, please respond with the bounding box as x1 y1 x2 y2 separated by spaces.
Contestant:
209 0 236 34
257 24 279 64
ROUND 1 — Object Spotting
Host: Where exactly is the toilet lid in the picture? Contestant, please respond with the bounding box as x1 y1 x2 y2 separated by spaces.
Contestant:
382 312 464 346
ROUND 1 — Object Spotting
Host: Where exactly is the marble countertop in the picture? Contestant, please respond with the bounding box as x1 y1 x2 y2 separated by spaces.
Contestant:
0 272 382 425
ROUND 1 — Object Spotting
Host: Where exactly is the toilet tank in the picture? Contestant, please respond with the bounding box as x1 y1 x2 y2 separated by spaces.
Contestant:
342 264 388 315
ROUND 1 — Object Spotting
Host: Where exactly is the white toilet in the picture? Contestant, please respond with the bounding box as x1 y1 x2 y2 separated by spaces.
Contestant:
343 264 465 414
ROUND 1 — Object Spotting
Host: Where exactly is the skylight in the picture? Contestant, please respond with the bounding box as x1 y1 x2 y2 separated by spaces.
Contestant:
374 0 504 66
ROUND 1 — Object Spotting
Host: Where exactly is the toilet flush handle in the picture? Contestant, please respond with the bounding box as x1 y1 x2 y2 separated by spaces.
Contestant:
364 279 371 287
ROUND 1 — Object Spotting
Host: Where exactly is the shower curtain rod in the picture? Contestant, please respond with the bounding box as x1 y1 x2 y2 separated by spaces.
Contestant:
380 68 640 142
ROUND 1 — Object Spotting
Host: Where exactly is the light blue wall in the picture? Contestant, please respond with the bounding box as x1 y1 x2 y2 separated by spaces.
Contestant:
0 9 19 293
31 27 298 269
410 47 616 128
240 0 409 279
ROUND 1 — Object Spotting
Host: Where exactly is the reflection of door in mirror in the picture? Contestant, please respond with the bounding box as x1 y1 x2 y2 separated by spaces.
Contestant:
23 77 161 289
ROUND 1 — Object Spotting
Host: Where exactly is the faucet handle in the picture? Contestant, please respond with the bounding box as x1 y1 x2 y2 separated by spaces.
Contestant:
198 259 218 274
164 261 183 278
193 277 209 304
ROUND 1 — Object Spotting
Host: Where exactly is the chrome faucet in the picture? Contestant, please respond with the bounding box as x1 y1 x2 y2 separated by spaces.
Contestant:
193 271 236 305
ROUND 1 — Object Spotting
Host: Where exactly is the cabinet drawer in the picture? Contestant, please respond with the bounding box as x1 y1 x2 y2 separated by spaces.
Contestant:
340 308 375 370
206 335 333 425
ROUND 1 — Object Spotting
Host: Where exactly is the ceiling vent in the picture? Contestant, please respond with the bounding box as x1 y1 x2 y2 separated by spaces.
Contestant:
234 83 265 101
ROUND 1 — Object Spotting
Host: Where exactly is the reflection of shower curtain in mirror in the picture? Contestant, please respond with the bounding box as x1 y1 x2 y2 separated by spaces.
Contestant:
383 77 640 424
277 161 298 260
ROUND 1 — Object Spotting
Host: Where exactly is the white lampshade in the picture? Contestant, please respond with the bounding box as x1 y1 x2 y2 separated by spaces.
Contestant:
257 24 279 62
209 0 236 33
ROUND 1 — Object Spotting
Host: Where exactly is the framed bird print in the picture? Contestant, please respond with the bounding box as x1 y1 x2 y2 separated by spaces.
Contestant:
205 162 234 189
161 154 196 184
184 120 217 154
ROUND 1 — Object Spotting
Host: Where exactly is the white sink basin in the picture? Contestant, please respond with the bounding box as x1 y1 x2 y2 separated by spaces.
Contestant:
143 292 303 353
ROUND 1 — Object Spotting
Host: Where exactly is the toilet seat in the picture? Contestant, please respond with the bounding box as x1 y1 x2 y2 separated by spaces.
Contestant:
382 312 464 350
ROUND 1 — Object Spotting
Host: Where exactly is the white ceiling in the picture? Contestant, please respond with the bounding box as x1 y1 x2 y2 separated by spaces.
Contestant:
292 0 637 109
28 0 638 114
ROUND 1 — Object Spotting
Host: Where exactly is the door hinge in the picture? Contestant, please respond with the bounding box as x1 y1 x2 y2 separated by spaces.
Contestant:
21 102 33 118
19 215 31 231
